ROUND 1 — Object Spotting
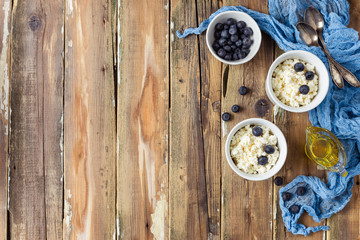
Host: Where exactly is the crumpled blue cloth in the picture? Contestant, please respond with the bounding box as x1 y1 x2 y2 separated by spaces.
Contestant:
177 0 360 236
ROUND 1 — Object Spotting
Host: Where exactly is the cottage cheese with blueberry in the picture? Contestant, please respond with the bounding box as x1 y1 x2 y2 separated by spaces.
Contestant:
230 125 280 174
272 58 319 107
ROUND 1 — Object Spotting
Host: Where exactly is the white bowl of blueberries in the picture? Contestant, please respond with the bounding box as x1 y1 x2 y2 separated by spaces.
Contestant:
206 11 262 65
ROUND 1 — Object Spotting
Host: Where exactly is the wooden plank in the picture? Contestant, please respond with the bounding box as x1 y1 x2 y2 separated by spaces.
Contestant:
0 0 10 239
169 0 210 238
116 0 169 238
326 1 360 239
63 0 116 238
220 1 274 239
9 0 64 238
196 1 222 239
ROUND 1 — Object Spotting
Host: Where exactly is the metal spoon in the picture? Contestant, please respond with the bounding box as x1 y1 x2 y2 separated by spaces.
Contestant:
305 6 360 87
297 22 344 88
304 7 344 88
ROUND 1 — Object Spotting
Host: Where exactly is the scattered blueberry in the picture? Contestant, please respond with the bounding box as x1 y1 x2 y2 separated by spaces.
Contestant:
282 192 292 201
299 85 310 95
226 18 236 25
243 27 253 36
252 126 263 136
235 39 242 47
215 23 224 31
258 156 268 165
229 26 237 35
264 145 275 154
224 54 232 61
231 105 240 112
294 62 305 72
218 38 227 47
222 112 231 121
238 86 248 95
290 205 300 214
237 20 246 29
221 29 229 39
274 177 284 186
212 43 220 51
305 71 315 80
230 34 239 42
296 186 306 196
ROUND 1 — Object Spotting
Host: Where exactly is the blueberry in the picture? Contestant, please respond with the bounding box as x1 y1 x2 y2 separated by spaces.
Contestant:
230 44 237 51
258 156 268 165
227 40 233 46
241 48 250 56
214 31 222 39
237 20 246 29
232 53 239 60
226 18 236 25
305 71 315 80
243 27 253 36
296 186 306 196
217 48 226 58
238 52 246 59
222 112 231 121
223 45 232 52
242 38 252 48
221 30 229 39
215 23 224 31
231 105 240 112
290 205 300 214
238 86 248 95
264 145 275 154
224 54 232 61
230 34 239 42
294 62 305 72
229 26 238 35
252 126 263 136
212 42 220 51
299 85 310 95
240 34 247 40
223 24 229 30
234 48 241 54
235 39 242 47
274 177 283 186
282 192 292 201
218 38 227 47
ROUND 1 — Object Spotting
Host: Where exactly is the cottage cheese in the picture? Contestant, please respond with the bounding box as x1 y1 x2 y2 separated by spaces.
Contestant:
230 125 280 174
272 58 319 107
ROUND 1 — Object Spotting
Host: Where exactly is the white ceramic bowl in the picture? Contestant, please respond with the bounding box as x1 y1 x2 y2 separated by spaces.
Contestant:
265 50 329 113
225 118 287 181
206 11 262 65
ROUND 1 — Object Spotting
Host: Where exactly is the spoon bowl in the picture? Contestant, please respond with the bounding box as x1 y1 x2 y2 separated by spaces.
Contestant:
304 6 324 32
296 22 319 47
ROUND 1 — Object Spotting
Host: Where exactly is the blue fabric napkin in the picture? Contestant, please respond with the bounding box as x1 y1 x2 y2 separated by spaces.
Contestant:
177 0 360 236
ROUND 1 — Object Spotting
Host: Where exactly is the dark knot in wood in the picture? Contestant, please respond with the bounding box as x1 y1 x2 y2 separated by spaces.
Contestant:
28 15 41 31
255 99 269 117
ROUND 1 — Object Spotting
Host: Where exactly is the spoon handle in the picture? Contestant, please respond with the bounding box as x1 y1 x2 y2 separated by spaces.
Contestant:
319 35 360 87
328 60 344 88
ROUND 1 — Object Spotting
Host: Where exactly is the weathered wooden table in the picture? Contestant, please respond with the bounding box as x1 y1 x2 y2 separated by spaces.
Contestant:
0 0 359 239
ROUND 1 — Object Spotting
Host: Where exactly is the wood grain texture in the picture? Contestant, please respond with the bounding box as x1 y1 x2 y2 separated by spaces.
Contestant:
170 0 209 238
9 0 63 238
196 1 222 239
116 0 169 239
64 0 116 239
326 1 360 238
220 1 274 239
0 0 10 239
